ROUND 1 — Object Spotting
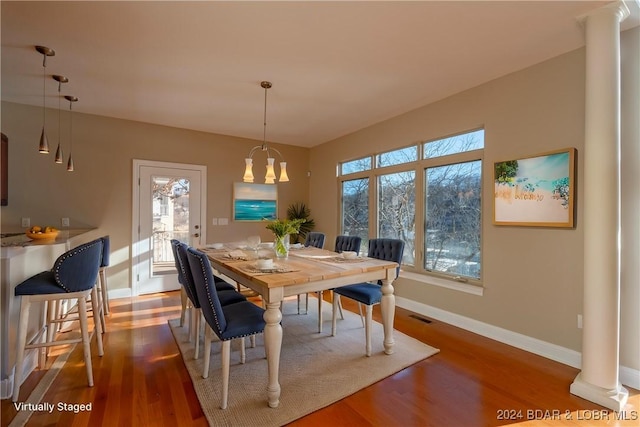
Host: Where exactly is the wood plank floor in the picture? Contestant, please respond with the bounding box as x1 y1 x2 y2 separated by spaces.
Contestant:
2 291 638 426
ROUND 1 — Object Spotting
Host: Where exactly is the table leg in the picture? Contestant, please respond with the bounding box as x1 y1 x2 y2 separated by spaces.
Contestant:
380 275 395 355
264 298 283 408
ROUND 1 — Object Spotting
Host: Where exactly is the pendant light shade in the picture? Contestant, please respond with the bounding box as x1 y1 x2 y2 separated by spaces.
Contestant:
36 46 55 154
65 95 78 172
53 75 68 164
242 81 289 184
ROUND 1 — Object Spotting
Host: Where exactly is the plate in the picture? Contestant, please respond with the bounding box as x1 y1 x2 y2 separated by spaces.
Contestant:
26 231 59 240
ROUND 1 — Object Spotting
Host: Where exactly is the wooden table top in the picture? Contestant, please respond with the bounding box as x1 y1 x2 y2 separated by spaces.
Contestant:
201 246 397 290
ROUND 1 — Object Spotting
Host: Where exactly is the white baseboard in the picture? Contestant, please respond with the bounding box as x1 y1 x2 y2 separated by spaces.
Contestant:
107 288 132 300
396 296 640 390
0 347 39 400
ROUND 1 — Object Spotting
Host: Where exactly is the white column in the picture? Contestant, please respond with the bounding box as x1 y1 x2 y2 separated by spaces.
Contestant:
570 1 630 412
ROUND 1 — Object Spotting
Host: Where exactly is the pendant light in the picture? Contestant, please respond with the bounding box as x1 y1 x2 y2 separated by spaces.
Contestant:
52 75 68 164
65 95 78 172
36 46 55 154
242 81 289 184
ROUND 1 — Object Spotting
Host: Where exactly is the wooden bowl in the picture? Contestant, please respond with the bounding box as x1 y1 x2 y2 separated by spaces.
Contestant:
26 231 59 240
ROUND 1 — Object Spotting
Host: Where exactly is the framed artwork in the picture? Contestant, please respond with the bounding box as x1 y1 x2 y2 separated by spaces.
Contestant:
233 182 277 222
494 147 576 227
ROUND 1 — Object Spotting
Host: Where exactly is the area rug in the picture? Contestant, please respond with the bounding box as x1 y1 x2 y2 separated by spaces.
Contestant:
169 296 439 426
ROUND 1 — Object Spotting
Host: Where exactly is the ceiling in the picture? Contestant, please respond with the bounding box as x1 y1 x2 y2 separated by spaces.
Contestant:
2 1 637 148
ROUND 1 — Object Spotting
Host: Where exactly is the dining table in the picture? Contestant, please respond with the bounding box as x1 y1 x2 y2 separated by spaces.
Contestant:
201 244 399 409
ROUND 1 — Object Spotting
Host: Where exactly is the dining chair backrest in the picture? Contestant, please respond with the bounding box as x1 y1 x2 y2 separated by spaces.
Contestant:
334 235 362 254
170 239 184 285
100 235 110 268
186 247 227 337
367 238 404 281
53 238 103 292
174 242 201 308
305 232 325 249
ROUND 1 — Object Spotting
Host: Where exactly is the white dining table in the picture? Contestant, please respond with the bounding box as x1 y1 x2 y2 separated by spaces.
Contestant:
202 245 399 409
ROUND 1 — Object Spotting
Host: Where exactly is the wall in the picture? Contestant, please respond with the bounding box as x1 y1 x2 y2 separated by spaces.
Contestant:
310 37 638 380
620 26 640 379
0 104 309 296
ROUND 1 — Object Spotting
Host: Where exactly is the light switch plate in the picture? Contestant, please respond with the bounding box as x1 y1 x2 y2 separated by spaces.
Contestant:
21 218 30 228
219 218 229 226
61 218 70 227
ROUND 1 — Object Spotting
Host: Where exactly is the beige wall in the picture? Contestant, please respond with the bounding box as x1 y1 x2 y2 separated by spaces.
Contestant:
310 39 638 374
0 103 309 295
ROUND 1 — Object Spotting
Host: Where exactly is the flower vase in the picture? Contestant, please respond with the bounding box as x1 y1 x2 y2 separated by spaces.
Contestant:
274 234 290 258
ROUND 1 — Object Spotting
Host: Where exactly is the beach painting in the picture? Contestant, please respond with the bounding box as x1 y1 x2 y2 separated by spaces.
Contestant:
494 148 575 227
233 183 278 221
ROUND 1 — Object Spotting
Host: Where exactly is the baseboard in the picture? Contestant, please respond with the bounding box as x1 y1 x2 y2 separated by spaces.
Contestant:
0 348 39 400
396 296 640 390
620 365 640 391
107 288 132 300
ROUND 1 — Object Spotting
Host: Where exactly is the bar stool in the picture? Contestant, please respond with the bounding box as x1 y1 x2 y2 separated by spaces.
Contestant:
12 238 104 402
97 236 110 325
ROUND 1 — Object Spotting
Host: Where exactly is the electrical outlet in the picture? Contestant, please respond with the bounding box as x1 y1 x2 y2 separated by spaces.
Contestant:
21 217 30 228
61 218 70 227
219 218 229 226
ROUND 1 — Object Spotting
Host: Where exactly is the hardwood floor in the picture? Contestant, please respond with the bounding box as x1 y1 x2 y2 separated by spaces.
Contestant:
2 291 637 426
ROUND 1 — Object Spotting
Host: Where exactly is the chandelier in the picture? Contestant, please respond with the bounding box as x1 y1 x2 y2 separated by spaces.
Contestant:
242 81 289 184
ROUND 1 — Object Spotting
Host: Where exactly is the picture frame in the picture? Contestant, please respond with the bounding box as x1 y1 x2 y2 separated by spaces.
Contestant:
233 182 277 222
493 147 576 228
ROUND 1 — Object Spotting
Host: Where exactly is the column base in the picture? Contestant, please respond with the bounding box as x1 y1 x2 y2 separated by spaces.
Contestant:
570 373 629 411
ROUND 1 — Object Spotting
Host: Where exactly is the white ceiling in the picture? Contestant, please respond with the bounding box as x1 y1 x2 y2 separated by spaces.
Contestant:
1 1 637 148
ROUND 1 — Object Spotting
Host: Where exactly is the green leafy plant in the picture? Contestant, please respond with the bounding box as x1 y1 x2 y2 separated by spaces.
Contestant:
287 202 315 243
265 218 306 238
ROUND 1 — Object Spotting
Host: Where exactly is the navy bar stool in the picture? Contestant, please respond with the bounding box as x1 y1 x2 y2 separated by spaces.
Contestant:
12 238 104 402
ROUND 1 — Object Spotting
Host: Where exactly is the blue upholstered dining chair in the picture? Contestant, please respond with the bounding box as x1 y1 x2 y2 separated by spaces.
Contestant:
298 232 326 315
172 239 238 327
186 247 266 409
314 235 364 333
12 238 104 402
171 240 246 359
332 238 404 356
326 235 363 322
304 232 325 249
334 235 362 254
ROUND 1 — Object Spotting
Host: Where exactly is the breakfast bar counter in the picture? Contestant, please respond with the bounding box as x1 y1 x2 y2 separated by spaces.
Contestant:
0 228 95 399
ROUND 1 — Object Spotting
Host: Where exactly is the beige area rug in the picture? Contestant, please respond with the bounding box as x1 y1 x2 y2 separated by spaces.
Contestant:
169 296 439 426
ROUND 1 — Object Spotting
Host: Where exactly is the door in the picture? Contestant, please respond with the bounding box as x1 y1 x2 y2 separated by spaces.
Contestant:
133 160 206 296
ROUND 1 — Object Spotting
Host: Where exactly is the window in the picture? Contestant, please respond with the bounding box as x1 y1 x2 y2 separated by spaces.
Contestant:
425 161 481 280
339 129 484 284
341 156 371 175
378 171 415 264
341 178 369 247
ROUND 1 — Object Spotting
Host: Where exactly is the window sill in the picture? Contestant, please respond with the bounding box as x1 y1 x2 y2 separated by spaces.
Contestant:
399 271 484 296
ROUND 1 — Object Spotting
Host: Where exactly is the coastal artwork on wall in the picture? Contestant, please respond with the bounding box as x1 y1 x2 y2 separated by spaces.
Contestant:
233 183 278 221
494 148 576 227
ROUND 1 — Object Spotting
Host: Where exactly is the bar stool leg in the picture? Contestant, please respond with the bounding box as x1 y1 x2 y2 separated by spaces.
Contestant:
99 267 110 315
77 296 95 386
12 296 31 402
90 287 104 356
